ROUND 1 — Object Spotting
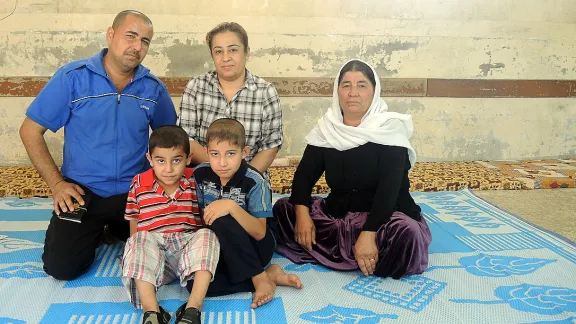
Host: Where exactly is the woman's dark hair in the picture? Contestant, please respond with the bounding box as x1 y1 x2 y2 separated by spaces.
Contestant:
206 22 249 53
337 60 376 88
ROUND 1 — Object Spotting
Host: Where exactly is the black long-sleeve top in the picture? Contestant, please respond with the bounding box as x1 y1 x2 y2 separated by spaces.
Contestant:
290 142 422 231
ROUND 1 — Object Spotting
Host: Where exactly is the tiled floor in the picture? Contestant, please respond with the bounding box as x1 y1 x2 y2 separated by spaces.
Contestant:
475 188 576 241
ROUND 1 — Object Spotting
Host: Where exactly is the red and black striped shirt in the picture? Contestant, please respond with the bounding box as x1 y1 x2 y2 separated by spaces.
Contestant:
125 168 204 233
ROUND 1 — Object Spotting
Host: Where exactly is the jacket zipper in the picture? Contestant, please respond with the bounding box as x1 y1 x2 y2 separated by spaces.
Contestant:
108 72 136 194
115 93 120 193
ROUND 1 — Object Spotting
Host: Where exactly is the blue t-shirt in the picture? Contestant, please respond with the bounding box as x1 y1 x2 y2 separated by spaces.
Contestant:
193 161 273 218
26 49 177 197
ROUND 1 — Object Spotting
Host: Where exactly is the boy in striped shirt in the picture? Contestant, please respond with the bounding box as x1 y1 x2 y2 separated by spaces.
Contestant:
122 125 218 324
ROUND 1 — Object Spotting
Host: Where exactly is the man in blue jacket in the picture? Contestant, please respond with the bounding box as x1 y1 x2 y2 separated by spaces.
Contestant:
19 10 177 280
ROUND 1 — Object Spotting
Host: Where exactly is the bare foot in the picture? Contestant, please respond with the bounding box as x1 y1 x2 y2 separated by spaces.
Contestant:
265 264 303 289
251 272 276 309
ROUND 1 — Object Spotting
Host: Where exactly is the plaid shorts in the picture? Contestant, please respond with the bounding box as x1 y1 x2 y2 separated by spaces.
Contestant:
121 229 220 309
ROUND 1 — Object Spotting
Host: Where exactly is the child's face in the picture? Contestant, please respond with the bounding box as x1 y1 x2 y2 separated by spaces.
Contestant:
206 140 248 184
146 146 192 189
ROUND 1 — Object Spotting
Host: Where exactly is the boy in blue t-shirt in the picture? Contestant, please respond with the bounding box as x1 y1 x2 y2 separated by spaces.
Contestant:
189 118 302 309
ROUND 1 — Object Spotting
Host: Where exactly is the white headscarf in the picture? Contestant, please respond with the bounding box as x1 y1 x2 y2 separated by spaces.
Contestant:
305 59 417 168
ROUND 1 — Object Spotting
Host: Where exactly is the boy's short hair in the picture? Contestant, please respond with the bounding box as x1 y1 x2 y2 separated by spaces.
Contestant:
206 118 246 148
149 125 190 156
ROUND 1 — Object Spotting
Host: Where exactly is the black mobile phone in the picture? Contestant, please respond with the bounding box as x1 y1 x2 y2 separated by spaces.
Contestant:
57 193 91 223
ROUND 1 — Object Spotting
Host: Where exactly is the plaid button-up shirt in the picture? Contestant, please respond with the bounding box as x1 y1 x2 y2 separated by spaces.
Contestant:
178 70 283 162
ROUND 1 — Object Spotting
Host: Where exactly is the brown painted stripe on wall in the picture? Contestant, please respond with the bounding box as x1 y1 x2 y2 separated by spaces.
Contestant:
158 77 189 95
427 79 576 98
270 78 427 97
0 77 50 97
1 76 575 98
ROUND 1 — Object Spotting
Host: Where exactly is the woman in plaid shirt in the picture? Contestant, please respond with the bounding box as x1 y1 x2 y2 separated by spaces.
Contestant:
178 22 283 175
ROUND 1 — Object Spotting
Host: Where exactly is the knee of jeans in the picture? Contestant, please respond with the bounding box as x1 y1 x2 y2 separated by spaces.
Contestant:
43 257 87 281
46 268 84 281
209 215 238 234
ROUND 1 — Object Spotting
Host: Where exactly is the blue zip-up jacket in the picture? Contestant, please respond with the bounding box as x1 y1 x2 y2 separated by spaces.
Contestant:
26 49 177 197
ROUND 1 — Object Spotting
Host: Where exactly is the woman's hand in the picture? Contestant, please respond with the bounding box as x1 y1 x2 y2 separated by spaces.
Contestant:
354 231 379 276
295 205 316 251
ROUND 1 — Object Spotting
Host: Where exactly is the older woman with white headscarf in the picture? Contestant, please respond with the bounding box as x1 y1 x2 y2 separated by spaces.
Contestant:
272 59 431 279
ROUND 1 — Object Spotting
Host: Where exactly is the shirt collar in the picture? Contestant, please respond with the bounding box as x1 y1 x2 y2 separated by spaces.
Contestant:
140 168 194 194
208 69 257 92
244 70 258 91
86 48 150 81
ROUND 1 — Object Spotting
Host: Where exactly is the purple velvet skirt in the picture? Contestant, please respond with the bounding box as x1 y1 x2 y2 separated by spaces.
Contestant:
272 197 432 279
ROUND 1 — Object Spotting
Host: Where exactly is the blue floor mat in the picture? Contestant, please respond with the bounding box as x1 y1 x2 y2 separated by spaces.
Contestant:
0 190 574 324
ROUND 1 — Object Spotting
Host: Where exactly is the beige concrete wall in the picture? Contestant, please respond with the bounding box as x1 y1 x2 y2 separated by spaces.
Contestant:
282 97 576 161
1 0 575 165
4 96 574 164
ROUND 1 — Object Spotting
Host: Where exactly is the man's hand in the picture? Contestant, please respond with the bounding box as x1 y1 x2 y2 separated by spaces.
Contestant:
20 117 80 216
51 180 85 215
203 199 237 225
354 231 379 276
295 209 316 252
